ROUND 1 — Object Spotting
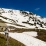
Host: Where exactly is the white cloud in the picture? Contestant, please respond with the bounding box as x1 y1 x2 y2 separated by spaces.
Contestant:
35 8 40 11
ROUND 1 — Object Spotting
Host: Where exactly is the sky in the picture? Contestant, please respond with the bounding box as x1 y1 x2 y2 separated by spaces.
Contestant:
0 0 46 17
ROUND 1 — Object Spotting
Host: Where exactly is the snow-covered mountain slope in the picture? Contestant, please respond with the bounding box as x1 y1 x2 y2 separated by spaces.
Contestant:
0 8 46 29
0 32 46 46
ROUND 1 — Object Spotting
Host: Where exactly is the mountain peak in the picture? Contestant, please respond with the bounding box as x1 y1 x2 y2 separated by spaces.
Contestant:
0 8 46 30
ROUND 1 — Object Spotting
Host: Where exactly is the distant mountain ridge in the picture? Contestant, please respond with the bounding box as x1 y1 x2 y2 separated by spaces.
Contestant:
0 8 46 30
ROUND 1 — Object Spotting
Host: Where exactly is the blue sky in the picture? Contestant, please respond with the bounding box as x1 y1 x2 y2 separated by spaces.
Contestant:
0 0 46 17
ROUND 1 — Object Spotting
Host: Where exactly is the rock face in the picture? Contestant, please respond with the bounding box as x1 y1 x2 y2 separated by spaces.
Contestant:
0 8 46 29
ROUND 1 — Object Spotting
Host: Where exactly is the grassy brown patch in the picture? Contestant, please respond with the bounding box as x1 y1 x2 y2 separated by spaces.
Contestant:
36 30 46 42
0 34 25 46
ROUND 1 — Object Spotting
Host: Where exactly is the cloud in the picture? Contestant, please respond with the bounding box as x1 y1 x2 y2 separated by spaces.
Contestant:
35 8 40 11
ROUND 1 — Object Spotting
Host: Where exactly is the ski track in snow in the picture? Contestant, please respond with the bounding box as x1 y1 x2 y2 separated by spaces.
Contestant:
0 32 46 46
